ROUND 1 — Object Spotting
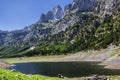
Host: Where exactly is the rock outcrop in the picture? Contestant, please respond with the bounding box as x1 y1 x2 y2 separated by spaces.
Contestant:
94 0 120 16
38 5 63 23
64 0 97 14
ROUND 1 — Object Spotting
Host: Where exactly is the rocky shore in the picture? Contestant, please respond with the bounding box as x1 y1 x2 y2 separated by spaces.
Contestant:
0 60 12 69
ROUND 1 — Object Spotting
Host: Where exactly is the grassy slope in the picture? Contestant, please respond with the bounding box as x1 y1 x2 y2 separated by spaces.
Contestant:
0 69 120 80
0 69 88 80
0 69 62 80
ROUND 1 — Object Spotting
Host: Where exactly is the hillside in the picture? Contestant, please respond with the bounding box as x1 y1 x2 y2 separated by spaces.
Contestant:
0 0 120 57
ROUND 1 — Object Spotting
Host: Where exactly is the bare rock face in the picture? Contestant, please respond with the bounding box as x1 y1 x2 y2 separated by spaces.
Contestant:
38 5 63 23
94 0 120 17
39 13 48 23
64 0 120 16
52 5 63 19
64 0 97 14
46 11 54 21
0 31 8 45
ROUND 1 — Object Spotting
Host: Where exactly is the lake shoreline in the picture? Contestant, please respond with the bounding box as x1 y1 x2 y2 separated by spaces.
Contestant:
0 60 13 69
1 47 120 80
1 47 120 70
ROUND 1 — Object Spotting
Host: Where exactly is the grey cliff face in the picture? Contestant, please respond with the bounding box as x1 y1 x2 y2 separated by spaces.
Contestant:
94 0 120 16
52 0 97 34
64 0 97 14
38 5 63 23
52 5 63 19
46 11 54 21
0 31 8 45
52 0 120 34
39 13 47 23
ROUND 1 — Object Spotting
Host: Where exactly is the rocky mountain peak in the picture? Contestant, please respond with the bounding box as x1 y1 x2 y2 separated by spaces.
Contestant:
52 5 63 19
39 13 47 23
64 0 97 14
38 5 63 23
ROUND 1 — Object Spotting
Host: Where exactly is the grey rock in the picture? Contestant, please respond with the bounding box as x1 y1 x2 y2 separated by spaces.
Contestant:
39 13 47 23
52 5 63 19
38 5 63 23
94 0 120 17
64 0 97 14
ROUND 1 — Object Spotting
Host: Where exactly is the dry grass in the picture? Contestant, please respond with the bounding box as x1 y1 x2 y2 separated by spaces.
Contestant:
2 55 67 63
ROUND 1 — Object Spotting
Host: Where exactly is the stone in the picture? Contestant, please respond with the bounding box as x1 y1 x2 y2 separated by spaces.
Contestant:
87 75 107 80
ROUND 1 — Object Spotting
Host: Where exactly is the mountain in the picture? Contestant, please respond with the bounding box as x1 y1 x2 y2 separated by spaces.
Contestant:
64 0 97 14
0 5 63 48
0 0 120 57
52 5 63 19
38 5 63 23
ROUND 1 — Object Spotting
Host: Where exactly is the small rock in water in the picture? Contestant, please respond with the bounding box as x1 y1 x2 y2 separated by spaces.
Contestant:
87 74 107 80
57 74 64 78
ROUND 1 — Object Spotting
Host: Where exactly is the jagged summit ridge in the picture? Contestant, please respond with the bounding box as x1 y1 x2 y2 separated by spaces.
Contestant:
64 0 97 14
38 5 63 23
52 5 63 19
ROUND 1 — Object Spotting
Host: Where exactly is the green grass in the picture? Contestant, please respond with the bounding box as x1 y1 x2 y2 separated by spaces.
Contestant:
0 69 87 80
0 69 63 80
0 67 120 80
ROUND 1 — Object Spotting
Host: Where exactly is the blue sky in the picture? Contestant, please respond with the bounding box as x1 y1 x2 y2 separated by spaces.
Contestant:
0 0 72 31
